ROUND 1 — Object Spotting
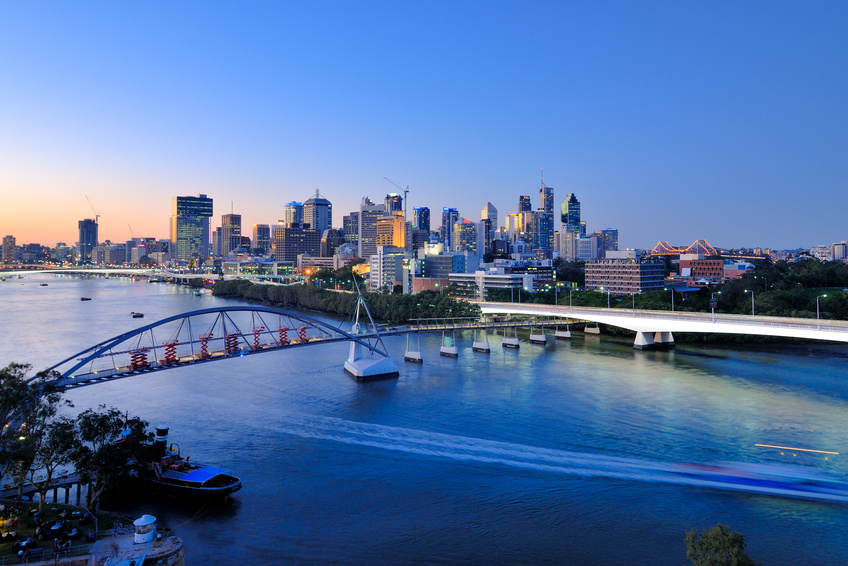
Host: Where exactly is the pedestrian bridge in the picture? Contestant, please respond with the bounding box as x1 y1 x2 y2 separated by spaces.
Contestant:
477 302 848 349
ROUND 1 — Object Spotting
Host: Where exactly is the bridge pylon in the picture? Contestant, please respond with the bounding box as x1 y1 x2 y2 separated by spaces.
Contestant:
472 328 490 353
343 284 399 381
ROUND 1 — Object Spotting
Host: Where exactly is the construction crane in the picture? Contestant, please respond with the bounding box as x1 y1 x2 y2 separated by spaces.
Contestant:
128 224 135 239
85 195 100 224
382 177 409 220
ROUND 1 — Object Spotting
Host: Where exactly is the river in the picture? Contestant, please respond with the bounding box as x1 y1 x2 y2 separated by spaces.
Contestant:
2 273 847 565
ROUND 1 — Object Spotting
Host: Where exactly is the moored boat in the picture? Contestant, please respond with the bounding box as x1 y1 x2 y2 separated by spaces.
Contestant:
135 427 241 498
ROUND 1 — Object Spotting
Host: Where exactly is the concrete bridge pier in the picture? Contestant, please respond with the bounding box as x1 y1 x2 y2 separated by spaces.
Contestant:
633 331 675 350
502 326 520 349
585 324 601 334
440 330 459 357
472 328 490 353
529 327 547 344
404 333 423 363
555 325 572 340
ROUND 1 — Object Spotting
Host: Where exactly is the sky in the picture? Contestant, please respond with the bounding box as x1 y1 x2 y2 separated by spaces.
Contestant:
1 1 846 250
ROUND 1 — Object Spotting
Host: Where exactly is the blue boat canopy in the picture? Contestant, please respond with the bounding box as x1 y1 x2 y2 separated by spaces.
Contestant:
181 466 231 483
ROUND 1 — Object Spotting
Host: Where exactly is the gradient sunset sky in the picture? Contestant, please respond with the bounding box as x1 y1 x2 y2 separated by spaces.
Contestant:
1 2 846 250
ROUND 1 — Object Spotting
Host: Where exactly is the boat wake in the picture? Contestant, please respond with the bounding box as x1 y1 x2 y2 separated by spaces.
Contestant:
261 413 848 503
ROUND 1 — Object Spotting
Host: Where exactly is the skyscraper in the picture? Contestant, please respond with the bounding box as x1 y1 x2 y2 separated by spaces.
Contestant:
77 219 98 263
413 207 430 232
376 211 408 249
440 207 459 250
518 195 532 213
253 224 271 254
283 202 304 228
170 194 213 262
304 190 332 232
599 228 619 257
537 184 555 254
221 214 242 256
358 197 384 258
561 193 582 235
480 202 498 255
384 193 403 214
1 235 15 263
343 213 359 245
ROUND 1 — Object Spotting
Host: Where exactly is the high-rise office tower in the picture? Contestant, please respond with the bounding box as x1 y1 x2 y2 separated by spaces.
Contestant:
283 202 304 228
320 229 344 257
376 211 408 249
1 235 15 263
440 207 459 250
221 214 242 256
170 194 213 262
358 197 384 258
343 213 359 245
384 193 403 214
518 195 532 213
78 219 98 263
253 224 271 254
273 222 321 262
599 228 619 257
536 183 555 253
452 219 477 253
480 202 498 254
561 193 582 235
413 207 430 232
304 190 332 232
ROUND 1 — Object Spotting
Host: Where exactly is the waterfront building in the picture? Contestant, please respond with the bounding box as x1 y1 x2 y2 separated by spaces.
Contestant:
298 253 349 272
273 222 321 262
369 246 408 292
449 258 554 299
679 254 723 280
221 214 242 257
358 197 384 259
440 208 459 250
584 250 665 294
92 241 126 265
170 194 213 262
253 224 271 255
283 202 304 228
304 190 332 233
384 193 403 214
1 235 15 263
561 193 582 235
77 219 98 263
412 206 430 233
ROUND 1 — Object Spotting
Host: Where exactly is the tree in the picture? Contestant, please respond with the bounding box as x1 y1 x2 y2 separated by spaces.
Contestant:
0 364 67 501
685 524 761 566
26 417 79 512
73 406 152 511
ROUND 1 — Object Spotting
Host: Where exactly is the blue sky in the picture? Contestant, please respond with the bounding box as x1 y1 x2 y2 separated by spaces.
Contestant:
1 1 846 250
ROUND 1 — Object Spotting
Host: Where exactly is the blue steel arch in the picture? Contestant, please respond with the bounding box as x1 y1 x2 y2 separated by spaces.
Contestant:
45 306 388 389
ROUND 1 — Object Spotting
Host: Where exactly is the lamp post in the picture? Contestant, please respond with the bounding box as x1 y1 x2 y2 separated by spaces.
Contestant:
817 294 828 329
744 289 755 316
710 291 721 323
631 292 635 314
607 290 611 309
664 287 675 312
569 287 573 308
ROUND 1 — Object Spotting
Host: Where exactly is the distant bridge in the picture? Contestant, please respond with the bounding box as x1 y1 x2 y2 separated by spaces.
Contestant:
477 302 848 349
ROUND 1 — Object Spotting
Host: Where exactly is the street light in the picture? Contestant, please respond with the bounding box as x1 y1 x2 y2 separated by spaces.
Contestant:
744 289 755 316
664 287 675 312
817 294 828 329
710 291 721 322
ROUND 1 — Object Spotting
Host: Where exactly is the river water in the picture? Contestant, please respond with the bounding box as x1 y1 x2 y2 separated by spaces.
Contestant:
2 274 847 565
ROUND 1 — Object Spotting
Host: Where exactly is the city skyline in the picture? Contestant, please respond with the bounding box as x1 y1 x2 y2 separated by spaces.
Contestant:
2 3 847 249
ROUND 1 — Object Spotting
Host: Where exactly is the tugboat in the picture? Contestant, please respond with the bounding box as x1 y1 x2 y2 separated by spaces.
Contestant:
136 427 241 498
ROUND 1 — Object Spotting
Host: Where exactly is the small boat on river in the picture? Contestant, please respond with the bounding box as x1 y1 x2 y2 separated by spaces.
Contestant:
135 427 241 498
80 297 92 301
131 312 144 318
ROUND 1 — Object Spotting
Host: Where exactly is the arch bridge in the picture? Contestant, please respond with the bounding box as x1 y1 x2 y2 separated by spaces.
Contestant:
46 306 393 389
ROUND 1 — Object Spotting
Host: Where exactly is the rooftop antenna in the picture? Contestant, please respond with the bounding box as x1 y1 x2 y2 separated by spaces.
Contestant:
541 167 545 188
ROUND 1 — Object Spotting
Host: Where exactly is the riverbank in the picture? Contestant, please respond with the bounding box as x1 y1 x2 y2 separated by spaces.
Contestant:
211 279 480 324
